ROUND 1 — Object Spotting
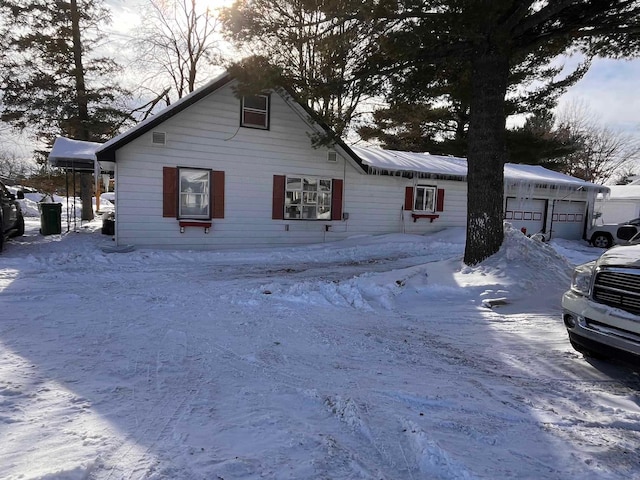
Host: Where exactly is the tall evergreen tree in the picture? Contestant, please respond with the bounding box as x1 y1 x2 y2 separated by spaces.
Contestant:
362 1 640 264
359 57 589 160
0 0 132 219
505 111 579 168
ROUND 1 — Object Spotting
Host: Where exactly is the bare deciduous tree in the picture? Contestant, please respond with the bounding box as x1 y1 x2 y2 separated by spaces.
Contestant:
554 101 640 184
0 152 35 180
133 0 225 108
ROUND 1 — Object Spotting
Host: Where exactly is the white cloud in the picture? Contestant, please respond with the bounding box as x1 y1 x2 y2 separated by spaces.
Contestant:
558 57 640 136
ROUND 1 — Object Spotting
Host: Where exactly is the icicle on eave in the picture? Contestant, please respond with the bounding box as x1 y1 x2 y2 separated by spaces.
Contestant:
367 165 408 177
505 179 537 211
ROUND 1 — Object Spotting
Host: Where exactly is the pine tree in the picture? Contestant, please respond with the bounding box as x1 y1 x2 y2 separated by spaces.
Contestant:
0 0 132 219
359 58 589 160
341 1 640 264
506 111 580 168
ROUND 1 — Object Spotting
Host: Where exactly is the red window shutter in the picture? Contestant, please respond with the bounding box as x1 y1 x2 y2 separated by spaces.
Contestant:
436 188 445 212
163 167 177 218
211 170 225 219
272 175 285 220
331 179 343 221
404 186 414 211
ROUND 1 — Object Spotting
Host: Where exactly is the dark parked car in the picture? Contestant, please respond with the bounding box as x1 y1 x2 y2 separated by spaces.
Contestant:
0 180 25 251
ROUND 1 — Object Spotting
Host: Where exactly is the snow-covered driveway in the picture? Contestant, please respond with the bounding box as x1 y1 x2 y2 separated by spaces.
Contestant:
1 219 639 479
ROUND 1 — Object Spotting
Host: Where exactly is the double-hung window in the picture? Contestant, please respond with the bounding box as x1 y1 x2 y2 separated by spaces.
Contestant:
241 95 269 129
414 185 437 212
178 167 210 219
285 176 332 220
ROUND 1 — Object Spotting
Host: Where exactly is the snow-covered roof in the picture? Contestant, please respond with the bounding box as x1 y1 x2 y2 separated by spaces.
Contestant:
352 145 606 191
48 136 101 171
45 67 604 193
350 146 468 177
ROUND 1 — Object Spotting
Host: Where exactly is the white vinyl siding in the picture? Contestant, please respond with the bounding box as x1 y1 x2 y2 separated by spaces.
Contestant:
116 80 592 249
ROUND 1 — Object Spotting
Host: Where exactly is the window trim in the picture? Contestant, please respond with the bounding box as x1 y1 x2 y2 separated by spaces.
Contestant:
284 175 333 221
413 184 438 213
177 167 211 220
240 94 270 130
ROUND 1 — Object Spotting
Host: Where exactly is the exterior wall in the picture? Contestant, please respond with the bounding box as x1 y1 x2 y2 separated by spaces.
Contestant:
595 199 640 224
113 84 468 249
342 172 467 237
595 185 640 224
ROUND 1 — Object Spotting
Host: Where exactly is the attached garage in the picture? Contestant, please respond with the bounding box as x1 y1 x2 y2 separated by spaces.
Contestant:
505 197 546 236
551 200 586 240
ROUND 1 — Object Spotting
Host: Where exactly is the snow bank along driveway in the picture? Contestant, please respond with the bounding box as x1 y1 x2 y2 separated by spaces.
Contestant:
1 219 639 479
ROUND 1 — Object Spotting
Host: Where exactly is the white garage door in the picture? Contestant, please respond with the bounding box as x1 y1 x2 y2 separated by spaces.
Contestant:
551 200 586 240
505 198 546 236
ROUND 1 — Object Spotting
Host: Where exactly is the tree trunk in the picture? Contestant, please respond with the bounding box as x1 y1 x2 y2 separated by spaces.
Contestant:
70 0 89 140
70 0 94 221
464 52 510 265
80 173 94 221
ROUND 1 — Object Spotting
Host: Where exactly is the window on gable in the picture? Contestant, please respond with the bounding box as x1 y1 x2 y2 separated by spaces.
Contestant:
178 167 210 219
285 176 332 220
241 95 269 129
414 185 437 212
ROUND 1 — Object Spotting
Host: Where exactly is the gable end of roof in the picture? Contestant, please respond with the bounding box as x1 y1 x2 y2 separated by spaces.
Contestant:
96 73 233 162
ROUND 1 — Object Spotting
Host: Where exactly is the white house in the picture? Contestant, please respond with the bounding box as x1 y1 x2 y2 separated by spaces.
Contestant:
49 72 607 250
594 183 640 224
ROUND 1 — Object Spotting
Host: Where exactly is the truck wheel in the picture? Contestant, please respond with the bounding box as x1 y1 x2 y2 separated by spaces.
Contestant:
591 233 612 248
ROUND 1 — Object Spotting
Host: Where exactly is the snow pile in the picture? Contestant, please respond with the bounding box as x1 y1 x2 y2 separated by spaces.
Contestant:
253 223 575 312
462 223 573 292
15 192 78 217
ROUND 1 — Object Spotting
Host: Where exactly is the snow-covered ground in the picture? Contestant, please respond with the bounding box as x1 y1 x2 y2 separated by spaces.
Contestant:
1 217 639 479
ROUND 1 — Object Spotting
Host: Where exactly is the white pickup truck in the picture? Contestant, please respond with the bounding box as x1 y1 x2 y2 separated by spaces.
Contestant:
587 217 640 248
562 243 640 363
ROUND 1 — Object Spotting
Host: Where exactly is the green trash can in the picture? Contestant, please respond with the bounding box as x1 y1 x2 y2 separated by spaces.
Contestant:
39 202 62 235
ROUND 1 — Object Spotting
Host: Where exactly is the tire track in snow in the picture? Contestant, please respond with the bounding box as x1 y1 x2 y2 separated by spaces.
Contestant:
89 362 204 479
